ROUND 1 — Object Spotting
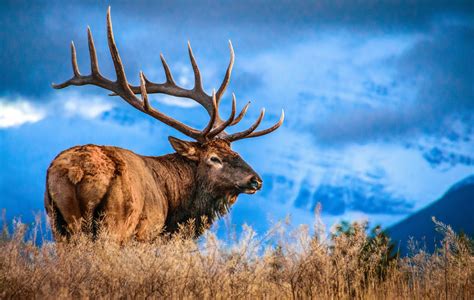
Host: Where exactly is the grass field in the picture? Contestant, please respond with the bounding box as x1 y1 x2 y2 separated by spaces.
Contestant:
1 212 473 299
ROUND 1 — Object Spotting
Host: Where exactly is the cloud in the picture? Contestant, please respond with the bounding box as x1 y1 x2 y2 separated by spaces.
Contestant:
155 96 200 108
0 98 46 128
1 1 472 98
62 94 115 119
0 92 117 129
109 1 473 32
398 24 474 114
309 22 474 146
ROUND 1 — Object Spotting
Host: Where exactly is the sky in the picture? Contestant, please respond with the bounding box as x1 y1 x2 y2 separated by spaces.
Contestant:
1 0 473 235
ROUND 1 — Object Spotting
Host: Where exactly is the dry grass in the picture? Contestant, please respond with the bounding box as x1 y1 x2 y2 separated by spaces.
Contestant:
1 212 473 299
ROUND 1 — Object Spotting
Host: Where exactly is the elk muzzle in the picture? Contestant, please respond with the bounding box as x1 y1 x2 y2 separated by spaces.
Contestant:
238 174 263 194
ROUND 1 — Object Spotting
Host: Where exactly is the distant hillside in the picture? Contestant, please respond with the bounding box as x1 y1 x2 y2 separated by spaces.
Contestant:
389 175 474 255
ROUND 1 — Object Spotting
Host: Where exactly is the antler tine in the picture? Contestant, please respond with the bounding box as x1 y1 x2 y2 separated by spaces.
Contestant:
106 7 134 97
52 26 111 90
231 100 250 126
215 40 234 105
140 72 150 111
160 54 175 84
87 26 100 75
226 109 285 141
208 93 236 138
51 41 82 89
243 109 285 139
224 108 266 141
201 90 218 137
138 71 203 139
187 41 204 93
71 42 80 76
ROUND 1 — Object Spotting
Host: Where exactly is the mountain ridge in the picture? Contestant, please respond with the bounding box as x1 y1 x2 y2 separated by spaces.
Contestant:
388 174 474 254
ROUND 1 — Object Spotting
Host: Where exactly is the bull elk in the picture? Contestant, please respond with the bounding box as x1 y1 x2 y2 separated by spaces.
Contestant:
45 8 284 242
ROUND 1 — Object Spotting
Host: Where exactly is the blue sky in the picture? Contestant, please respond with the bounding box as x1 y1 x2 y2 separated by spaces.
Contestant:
1 1 473 234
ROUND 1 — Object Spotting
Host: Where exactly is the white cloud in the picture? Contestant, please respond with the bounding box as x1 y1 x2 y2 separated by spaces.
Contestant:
239 32 418 127
0 92 116 129
61 93 114 119
176 65 192 87
0 99 46 128
155 95 199 108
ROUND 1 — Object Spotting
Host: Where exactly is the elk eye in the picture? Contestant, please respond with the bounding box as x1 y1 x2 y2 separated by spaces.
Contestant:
210 156 222 164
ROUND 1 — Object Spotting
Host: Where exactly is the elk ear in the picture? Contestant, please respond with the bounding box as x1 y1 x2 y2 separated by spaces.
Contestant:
168 136 200 161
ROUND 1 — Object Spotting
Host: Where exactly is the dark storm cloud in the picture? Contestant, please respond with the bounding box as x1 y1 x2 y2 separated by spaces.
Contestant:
0 2 51 98
399 24 474 114
313 22 474 145
1 0 472 98
113 0 473 30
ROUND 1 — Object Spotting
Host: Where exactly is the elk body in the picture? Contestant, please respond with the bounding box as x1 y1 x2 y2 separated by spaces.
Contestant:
45 8 284 242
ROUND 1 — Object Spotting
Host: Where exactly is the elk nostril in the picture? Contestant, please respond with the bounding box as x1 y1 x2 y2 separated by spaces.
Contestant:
248 176 261 189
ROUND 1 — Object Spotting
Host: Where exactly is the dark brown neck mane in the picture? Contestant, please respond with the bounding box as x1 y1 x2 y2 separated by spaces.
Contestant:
144 153 236 236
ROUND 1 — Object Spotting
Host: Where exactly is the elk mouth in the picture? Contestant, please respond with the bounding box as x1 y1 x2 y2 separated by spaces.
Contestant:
235 181 262 194
236 186 259 194
242 187 259 194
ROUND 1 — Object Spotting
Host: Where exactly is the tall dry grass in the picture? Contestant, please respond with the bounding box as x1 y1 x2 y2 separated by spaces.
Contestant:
1 211 473 299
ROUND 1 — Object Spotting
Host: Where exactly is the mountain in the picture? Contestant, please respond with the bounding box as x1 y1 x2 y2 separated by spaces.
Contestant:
388 175 474 255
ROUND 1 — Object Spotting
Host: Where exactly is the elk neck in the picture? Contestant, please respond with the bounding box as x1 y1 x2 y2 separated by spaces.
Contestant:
145 153 236 236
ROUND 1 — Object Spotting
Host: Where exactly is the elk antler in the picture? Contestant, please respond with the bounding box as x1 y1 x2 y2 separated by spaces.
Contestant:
52 7 284 143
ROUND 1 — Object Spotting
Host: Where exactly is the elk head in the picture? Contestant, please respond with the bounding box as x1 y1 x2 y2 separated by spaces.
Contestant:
52 7 284 198
169 137 262 197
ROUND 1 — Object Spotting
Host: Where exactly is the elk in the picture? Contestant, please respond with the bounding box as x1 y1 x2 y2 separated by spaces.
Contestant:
45 8 284 242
